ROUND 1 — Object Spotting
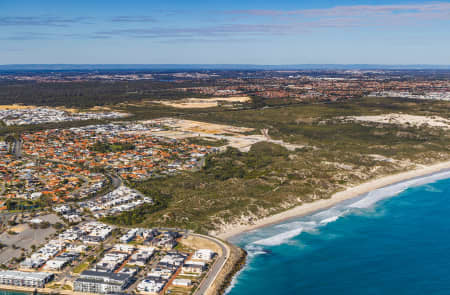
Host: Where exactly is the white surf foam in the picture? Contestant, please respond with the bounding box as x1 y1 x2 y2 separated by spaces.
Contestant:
319 215 341 224
349 170 450 209
275 220 316 229
248 169 450 247
224 248 252 295
349 187 405 209
226 169 450 294
424 185 443 193
252 208 351 245
253 227 304 246
244 244 267 257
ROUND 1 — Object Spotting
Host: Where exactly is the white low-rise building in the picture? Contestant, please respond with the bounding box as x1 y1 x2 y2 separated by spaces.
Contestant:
182 261 206 274
192 249 215 261
137 278 165 294
0 270 54 288
44 258 68 270
173 278 192 287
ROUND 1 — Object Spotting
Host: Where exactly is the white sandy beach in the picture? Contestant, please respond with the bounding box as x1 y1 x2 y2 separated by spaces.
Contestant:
217 160 450 240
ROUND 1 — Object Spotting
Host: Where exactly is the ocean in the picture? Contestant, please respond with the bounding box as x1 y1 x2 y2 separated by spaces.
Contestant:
226 170 450 295
1 171 449 295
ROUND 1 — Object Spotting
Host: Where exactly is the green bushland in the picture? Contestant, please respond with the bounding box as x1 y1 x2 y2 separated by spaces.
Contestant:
1 95 448 233
186 137 228 147
185 97 450 161
5 199 39 211
102 142 401 233
89 141 135 153
101 97 449 233
0 80 212 108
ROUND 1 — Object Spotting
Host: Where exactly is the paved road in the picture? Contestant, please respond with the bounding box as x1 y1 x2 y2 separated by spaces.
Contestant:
193 234 230 295
0 212 12 226
109 173 122 189
0 181 5 195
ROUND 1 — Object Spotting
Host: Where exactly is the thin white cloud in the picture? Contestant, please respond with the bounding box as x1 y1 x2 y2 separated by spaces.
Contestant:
0 16 93 27
110 16 156 23
227 2 450 18
3 3 449 41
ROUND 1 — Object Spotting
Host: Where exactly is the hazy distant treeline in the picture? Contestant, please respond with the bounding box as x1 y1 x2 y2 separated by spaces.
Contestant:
0 80 208 108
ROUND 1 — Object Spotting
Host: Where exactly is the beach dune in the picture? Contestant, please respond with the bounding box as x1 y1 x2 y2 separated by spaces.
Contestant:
217 160 450 240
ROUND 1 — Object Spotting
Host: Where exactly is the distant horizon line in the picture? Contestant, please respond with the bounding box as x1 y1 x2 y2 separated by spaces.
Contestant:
1 63 450 70
2 63 450 65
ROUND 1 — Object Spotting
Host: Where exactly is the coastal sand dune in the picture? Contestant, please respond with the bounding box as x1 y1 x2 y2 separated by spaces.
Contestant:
217 160 450 240
347 113 450 129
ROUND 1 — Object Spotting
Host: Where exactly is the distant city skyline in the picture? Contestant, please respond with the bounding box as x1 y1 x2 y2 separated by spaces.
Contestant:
1 0 450 65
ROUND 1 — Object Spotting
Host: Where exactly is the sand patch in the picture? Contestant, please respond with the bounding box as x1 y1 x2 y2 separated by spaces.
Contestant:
10 224 28 233
55 106 79 113
143 118 306 152
0 105 36 110
155 96 251 109
180 235 222 256
347 113 450 129
55 106 114 113
147 118 254 135
88 106 113 112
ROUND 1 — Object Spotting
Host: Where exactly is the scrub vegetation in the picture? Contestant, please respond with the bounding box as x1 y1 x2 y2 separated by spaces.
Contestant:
102 97 450 233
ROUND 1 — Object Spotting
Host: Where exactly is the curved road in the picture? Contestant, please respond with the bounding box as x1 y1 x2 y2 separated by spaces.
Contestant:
193 233 230 295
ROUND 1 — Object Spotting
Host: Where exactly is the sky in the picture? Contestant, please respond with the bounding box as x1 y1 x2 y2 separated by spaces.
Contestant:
1 0 449 65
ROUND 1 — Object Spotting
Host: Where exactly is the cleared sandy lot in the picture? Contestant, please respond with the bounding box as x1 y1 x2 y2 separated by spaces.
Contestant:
155 96 251 109
180 235 222 256
144 118 305 152
152 118 254 135
0 104 35 110
347 113 450 129
0 214 61 263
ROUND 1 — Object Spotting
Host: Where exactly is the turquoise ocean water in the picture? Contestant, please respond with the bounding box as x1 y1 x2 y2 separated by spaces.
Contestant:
2 170 450 295
227 170 450 295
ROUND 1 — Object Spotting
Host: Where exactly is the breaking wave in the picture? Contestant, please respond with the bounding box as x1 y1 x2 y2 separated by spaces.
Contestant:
247 169 450 247
253 227 304 246
245 244 267 257
349 170 450 209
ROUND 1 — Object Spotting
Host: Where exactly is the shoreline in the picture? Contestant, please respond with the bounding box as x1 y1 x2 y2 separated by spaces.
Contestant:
0 284 81 295
217 160 450 240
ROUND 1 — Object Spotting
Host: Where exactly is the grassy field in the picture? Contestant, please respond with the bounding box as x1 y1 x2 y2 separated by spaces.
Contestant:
186 137 229 147
102 97 450 234
72 261 90 274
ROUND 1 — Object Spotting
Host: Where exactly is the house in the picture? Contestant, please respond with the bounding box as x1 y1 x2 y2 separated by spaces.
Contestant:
192 249 216 261
182 261 206 274
173 278 192 287
44 258 69 270
73 270 131 294
136 278 166 294
128 247 154 267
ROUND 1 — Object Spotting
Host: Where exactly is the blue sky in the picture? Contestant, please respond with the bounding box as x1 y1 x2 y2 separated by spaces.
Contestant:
1 0 449 64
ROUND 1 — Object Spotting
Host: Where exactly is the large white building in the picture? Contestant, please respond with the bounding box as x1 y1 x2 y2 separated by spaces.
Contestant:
73 270 131 294
0 271 54 288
